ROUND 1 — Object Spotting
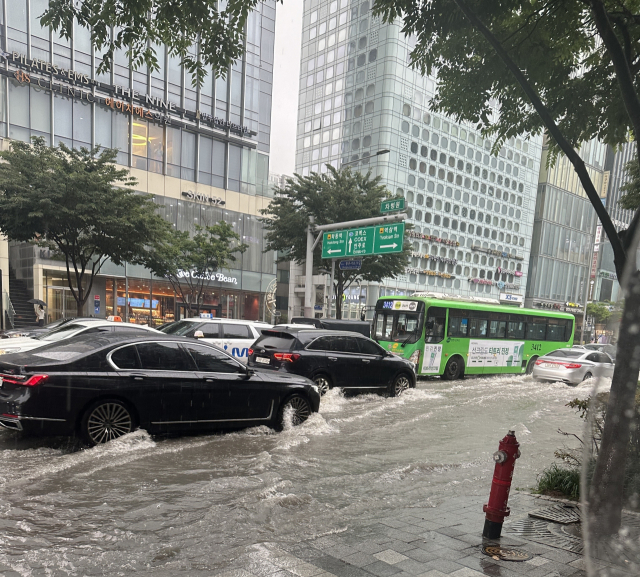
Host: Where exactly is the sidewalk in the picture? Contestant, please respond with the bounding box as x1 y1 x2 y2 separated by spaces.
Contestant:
217 492 611 577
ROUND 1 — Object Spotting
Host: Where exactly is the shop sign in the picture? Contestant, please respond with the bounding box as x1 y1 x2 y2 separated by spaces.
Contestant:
469 278 519 290
471 244 524 261
175 270 238 285
406 267 455 279
2 51 255 138
598 270 618 281
496 266 523 277
500 293 524 304
182 191 226 205
410 252 457 265
408 231 459 246
534 301 563 310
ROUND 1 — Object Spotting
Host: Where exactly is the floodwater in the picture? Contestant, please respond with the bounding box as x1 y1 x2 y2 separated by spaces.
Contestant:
0 375 598 576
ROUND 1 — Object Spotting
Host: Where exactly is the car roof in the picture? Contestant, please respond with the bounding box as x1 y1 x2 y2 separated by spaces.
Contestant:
262 327 368 338
64 320 159 330
172 318 270 325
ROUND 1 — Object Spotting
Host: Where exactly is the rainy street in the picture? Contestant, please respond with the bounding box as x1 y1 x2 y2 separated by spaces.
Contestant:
0 375 598 576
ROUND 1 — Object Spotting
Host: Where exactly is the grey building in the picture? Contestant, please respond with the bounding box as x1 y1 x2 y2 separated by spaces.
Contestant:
1 0 277 327
525 138 607 336
291 0 543 318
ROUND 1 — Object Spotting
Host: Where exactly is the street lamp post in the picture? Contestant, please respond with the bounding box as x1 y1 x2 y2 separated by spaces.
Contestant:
341 148 390 167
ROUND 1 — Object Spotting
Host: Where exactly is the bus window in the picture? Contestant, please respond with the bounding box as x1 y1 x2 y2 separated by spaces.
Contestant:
547 320 568 341
507 320 525 339
448 315 469 337
478 319 488 336
526 320 547 340
426 306 445 342
489 320 506 338
383 315 394 339
375 315 385 339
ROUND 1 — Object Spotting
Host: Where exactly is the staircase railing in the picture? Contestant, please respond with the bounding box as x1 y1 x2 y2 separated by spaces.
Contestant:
2 290 15 329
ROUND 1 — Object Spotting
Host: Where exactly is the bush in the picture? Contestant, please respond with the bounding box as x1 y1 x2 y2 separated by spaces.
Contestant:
535 464 581 500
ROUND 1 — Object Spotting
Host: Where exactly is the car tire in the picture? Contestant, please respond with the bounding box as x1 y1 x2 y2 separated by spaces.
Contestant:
442 356 464 380
313 374 332 396
526 357 538 375
583 372 593 381
276 394 312 430
81 398 136 446
389 373 412 397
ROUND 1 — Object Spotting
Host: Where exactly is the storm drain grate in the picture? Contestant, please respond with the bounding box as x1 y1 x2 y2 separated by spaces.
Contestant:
529 504 581 524
504 518 584 554
481 544 532 561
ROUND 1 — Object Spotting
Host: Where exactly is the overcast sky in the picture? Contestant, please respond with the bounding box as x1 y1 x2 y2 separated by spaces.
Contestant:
270 1 303 177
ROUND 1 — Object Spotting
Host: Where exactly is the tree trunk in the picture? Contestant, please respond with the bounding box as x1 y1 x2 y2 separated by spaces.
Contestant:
588 270 640 535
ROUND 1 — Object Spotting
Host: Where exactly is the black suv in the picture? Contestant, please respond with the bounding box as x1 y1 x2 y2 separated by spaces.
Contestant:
248 328 416 396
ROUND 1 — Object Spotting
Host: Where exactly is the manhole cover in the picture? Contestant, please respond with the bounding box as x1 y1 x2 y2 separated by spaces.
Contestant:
529 504 581 524
481 544 532 561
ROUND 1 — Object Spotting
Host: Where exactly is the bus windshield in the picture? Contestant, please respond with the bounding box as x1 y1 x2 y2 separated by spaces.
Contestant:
374 311 424 343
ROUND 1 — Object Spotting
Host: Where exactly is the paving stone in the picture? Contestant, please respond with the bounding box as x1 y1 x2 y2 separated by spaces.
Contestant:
373 550 410 565
431 547 474 562
403 549 440 564
541 550 581 564
415 571 448 577
356 542 393 555
362 560 403 577
526 557 551 567
437 527 466 538
387 541 420 553
393 558 431 575
450 568 486 577
341 552 377 568
421 558 466 574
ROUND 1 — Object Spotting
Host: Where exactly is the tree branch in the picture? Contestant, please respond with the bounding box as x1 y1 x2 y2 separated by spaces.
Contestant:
452 0 628 277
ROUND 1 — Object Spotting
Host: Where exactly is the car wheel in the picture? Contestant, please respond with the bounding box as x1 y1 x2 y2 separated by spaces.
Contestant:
442 356 464 380
583 372 593 381
526 357 538 375
277 395 312 430
81 399 135 446
313 374 332 396
389 373 412 397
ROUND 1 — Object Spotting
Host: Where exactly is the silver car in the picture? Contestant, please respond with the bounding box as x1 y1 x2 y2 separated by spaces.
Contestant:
532 348 614 385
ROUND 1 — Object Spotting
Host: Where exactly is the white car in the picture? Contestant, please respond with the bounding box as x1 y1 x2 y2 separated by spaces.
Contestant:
0 320 161 356
157 318 272 363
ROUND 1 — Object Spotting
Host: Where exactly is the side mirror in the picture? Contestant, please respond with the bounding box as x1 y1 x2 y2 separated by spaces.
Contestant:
193 330 204 338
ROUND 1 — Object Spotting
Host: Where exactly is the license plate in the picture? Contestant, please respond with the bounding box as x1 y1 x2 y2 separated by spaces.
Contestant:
542 362 557 368
255 357 270 365
0 377 3 387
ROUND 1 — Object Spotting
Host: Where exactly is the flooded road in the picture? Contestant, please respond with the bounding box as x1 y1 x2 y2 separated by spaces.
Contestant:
0 375 598 576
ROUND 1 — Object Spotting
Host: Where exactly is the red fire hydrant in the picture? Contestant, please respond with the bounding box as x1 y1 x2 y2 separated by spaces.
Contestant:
483 430 521 539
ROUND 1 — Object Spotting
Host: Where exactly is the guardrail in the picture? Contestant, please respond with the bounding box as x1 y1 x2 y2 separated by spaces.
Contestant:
2 291 15 329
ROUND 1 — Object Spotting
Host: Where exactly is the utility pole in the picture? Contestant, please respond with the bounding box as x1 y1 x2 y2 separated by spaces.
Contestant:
304 216 315 318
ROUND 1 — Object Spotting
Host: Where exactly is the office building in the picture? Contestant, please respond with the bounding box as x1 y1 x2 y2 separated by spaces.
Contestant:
1 0 277 327
290 0 543 318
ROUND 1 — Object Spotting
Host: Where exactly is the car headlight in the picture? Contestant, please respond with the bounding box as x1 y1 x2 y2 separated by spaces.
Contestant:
7 333 29 338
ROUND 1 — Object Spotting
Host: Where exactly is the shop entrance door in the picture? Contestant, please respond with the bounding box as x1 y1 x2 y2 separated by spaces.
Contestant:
46 287 79 322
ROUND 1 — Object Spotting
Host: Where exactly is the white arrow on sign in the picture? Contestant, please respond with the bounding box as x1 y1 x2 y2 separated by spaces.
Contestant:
379 243 398 249
348 238 352 252
327 249 343 254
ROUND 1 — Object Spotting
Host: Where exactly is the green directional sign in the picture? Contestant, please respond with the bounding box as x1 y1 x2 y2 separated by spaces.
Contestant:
322 222 405 258
380 197 405 213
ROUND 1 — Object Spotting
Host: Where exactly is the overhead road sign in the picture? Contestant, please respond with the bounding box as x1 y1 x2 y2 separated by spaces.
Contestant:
380 197 405 213
322 223 405 258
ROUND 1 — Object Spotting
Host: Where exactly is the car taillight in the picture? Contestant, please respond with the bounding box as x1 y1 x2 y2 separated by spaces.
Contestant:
273 353 300 363
535 359 544 365
0 373 48 386
563 363 582 369
248 348 254 357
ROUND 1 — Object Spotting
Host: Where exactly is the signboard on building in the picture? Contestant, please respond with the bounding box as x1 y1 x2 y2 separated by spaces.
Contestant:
380 197 405 213
339 259 362 270
500 293 524 305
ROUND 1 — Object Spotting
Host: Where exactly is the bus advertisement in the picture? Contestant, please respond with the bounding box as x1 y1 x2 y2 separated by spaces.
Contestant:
373 294 575 379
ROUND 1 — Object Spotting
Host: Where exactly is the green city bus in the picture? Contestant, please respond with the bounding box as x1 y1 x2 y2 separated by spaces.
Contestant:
373 293 575 379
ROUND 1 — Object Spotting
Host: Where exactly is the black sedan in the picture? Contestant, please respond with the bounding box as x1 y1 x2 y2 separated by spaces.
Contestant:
0 333 320 445
248 328 416 396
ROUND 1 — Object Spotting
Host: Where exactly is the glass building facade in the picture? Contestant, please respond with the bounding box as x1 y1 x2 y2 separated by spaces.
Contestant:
291 0 543 317
525 139 607 325
0 0 278 325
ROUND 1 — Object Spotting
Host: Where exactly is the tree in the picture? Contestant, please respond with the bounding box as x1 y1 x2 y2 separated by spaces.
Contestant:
260 166 411 320
587 301 613 339
0 138 172 317
148 222 247 318
371 0 640 535
619 158 640 210
40 0 270 86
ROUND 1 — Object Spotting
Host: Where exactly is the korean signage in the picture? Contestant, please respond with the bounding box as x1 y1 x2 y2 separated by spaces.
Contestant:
468 340 524 369
499 293 524 305
322 223 405 258
471 245 524 261
182 191 226 205
408 231 459 246
598 270 618 281
2 51 256 139
405 267 455 279
380 197 405 213
421 344 443 374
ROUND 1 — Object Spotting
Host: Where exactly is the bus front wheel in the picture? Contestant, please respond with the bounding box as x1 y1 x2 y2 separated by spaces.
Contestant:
442 356 464 380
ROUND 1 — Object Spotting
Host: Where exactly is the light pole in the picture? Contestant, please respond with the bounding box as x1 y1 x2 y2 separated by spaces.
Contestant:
341 148 390 168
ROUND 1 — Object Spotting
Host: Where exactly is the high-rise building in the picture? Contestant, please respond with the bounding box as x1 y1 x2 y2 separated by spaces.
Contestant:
290 0 543 318
525 138 607 336
0 0 277 328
